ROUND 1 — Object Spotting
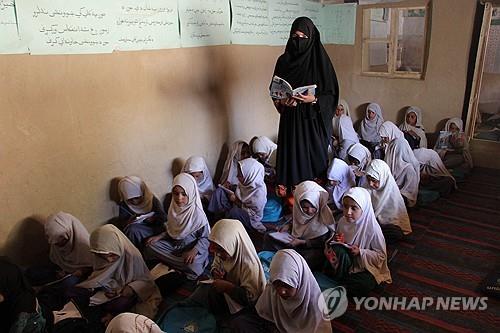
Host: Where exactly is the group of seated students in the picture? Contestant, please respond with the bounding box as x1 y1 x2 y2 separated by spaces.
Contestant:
1 101 472 333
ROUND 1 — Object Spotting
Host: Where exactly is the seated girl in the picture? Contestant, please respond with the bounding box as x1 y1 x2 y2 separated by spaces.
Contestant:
73 224 161 324
252 249 332 333
145 173 210 281
379 121 420 207
332 99 359 160
117 176 166 250
414 148 457 197
359 102 385 159
363 160 412 243
346 143 372 186
263 180 334 271
399 106 427 149
26 212 93 310
0 258 46 333
219 140 251 189
189 219 266 327
434 117 473 171
208 158 267 234
323 187 392 297
105 312 163 333
326 158 356 212
251 136 278 187
182 156 215 205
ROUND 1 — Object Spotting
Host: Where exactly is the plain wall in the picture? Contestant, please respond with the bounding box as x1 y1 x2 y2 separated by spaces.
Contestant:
0 0 477 264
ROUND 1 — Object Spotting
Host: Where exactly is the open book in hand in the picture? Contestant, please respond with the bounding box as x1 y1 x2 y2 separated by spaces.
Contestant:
53 300 84 324
131 211 155 224
326 233 353 249
270 75 317 100
268 231 294 244
149 263 176 280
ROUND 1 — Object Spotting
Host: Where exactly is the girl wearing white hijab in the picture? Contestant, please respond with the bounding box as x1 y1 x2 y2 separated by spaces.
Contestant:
379 122 420 207
219 141 251 188
255 249 332 333
435 117 473 170
251 136 278 168
324 187 391 296
359 103 385 159
117 176 166 250
363 160 412 243
263 181 334 270
188 219 266 328
326 158 356 211
182 156 215 203
414 148 456 197
331 99 359 160
208 158 267 233
25 212 93 310
105 312 163 333
399 106 427 149
145 173 210 281
346 143 372 186
75 224 161 322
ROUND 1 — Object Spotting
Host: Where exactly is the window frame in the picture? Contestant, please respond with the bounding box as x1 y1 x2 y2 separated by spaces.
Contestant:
361 2 431 79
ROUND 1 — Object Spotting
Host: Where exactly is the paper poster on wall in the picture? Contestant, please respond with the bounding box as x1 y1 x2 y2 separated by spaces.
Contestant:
321 3 356 45
268 0 302 45
16 0 116 54
0 0 28 53
230 0 270 45
178 0 231 47
301 0 323 35
115 0 180 51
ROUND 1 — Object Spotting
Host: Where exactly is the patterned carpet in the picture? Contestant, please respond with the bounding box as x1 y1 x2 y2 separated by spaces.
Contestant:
159 168 500 332
333 167 500 332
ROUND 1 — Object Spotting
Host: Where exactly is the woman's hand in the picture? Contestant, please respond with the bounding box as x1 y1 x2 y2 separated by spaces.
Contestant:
145 234 163 246
294 93 316 104
211 267 226 280
290 237 306 247
333 232 345 243
121 285 136 297
183 248 198 264
212 279 235 293
278 223 291 233
349 245 360 256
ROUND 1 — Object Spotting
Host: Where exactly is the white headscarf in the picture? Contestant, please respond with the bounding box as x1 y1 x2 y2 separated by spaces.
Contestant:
118 176 154 215
384 138 420 207
105 312 163 333
255 249 332 333
399 106 427 148
379 121 404 142
220 141 248 185
209 219 266 303
44 212 92 273
360 103 384 142
252 136 277 165
237 158 267 232
413 148 457 188
327 158 356 210
332 99 351 138
444 117 473 168
347 143 372 171
364 160 412 235
77 225 161 319
182 156 215 201
335 187 392 284
167 173 210 240
292 181 335 240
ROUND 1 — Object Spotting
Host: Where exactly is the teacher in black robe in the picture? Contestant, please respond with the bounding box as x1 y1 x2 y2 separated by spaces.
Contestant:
272 17 339 191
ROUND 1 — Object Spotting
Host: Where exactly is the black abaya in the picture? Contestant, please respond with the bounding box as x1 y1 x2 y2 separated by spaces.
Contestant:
272 17 339 188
